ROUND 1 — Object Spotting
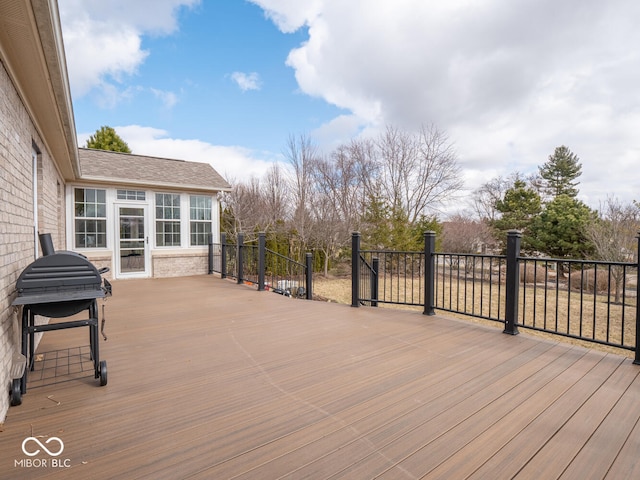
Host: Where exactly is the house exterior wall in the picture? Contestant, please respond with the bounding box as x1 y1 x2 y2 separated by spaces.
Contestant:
152 251 209 277
79 250 211 280
37 153 66 247
0 59 65 422
67 185 220 280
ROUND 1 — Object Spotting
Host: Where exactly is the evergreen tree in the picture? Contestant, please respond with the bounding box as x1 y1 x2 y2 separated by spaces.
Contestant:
412 215 442 250
539 146 582 198
360 194 392 250
491 179 542 251
85 126 132 153
360 194 440 251
528 195 595 258
388 210 439 252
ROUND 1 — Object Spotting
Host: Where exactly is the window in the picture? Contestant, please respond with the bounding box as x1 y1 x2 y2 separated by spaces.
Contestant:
156 193 181 246
190 195 212 246
74 188 107 248
117 189 145 200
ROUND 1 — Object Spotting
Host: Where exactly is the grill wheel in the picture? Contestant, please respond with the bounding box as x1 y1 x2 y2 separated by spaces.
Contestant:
10 379 22 406
99 360 108 386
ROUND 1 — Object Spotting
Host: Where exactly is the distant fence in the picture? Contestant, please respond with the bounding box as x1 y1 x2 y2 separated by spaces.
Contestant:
209 232 313 299
352 231 640 363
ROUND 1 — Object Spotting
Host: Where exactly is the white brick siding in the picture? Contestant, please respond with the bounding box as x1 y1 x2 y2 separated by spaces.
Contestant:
152 251 209 278
0 60 65 422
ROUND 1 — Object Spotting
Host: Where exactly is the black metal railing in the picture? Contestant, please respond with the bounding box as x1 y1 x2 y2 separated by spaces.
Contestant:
209 232 313 300
518 257 638 351
351 231 640 363
359 250 425 306
351 232 434 315
352 235 380 306
434 253 506 322
264 248 310 298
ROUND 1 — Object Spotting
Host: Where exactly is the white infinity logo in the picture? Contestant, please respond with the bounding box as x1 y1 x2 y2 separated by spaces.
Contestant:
21 437 64 457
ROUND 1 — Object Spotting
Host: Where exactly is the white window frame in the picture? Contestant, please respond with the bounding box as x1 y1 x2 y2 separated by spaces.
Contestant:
155 192 182 247
189 195 212 247
73 187 108 249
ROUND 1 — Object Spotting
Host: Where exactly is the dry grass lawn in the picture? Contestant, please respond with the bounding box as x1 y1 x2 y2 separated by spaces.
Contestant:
313 274 637 360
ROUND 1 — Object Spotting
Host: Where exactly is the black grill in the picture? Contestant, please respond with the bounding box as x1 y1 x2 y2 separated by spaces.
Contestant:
13 250 108 317
9 234 111 406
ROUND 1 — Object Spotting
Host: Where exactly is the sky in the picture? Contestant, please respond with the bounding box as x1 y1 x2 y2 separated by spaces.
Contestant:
58 0 640 216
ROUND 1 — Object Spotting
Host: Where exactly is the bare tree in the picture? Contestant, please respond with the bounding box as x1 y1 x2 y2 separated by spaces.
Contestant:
221 176 267 240
413 124 464 216
441 213 495 254
345 136 379 218
310 146 366 275
585 197 640 303
375 126 417 217
471 172 540 222
345 124 462 228
374 124 462 223
224 124 463 269
284 133 318 256
472 175 512 222
441 213 495 274
262 162 290 231
306 181 341 276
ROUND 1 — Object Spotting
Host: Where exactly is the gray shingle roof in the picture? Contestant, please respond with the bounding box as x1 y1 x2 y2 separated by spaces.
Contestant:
78 148 231 191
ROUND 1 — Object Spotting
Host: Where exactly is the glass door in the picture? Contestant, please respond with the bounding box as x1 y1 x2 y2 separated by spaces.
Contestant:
118 206 148 275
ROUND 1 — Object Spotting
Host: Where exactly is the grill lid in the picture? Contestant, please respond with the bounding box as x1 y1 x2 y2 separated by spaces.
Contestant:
12 252 105 306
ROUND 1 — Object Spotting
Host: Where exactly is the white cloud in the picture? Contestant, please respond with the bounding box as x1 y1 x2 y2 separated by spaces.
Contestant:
150 88 179 109
63 0 640 210
78 125 276 183
249 0 640 208
310 114 364 151
249 0 323 33
90 84 137 110
59 0 199 97
230 72 262 92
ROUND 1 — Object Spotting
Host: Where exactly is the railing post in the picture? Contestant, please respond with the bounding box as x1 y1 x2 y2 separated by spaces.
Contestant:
371 257 379 307
424 231 436 316
351 232 360 307
504 230 521 335
305 253 313 300
220 232 227 279
208 233 214 274
634 232 640 364
237 232 244 284
258 232 266 291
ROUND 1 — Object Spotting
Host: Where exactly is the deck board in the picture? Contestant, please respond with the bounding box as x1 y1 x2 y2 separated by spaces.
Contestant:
1 275 639 480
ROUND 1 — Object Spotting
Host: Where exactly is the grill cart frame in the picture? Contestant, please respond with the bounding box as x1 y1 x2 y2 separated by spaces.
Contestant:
10 235 110 406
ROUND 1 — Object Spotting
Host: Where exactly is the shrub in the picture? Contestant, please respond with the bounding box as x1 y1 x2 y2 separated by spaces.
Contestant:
520 265 548 284
569 268 611 294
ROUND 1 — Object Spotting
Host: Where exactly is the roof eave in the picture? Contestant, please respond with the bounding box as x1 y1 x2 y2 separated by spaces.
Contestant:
77 175 232 193
0 0 79 180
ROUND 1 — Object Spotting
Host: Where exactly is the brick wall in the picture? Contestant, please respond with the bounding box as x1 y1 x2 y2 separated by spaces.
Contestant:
83 250 208 279
80 252 114 281
152 251 209 278
37 152 66 248
0 60 65 422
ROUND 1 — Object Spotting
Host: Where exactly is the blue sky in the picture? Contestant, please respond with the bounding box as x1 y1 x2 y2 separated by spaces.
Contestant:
70 1 343 152
59 0 640 214
63 1 346 169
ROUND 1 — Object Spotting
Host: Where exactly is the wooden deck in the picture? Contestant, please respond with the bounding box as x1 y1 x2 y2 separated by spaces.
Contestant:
2 275 640 479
